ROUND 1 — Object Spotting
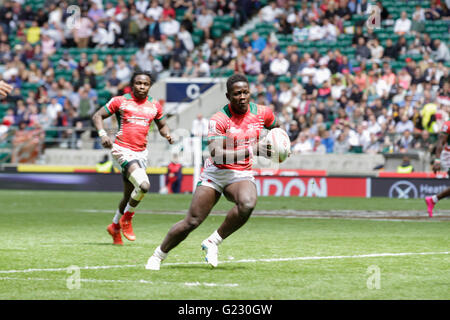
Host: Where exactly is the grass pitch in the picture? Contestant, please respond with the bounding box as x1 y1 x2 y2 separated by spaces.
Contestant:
0 190 448 300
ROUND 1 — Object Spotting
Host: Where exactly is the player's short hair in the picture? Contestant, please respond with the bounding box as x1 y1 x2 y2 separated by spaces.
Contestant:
226 73 248 93
130 70 154 87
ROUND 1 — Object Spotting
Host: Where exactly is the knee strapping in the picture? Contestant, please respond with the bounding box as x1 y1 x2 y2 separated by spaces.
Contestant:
128 167 149 190
131 188 145 201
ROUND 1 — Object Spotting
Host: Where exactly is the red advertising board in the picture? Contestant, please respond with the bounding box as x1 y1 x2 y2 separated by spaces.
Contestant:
179 175 367 197
254 176 367 197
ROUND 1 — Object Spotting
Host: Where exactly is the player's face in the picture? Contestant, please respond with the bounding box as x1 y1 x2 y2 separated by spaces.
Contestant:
132 75 151 99
228 81 250 114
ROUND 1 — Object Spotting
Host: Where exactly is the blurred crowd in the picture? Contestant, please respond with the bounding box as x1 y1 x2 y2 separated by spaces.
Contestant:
0 0 260 156
0 0 449 162
189 0 450 156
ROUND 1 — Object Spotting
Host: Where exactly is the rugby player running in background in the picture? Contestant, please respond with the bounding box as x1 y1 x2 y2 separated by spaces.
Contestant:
92 71 173 245
146 74 282 270
425 120 450 217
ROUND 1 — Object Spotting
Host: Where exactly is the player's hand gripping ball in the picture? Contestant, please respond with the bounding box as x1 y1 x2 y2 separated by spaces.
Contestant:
265 128 291 163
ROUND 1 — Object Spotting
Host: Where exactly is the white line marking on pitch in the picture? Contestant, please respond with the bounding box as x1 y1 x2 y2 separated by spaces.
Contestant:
0 277 238 287
0 251 448 274
78 209 446 222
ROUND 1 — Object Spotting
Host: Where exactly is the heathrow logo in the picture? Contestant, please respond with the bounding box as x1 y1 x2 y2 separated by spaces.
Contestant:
388 181 418 199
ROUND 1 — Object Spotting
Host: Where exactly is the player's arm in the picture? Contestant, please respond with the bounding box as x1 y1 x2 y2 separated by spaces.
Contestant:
154 117 173 144
208 138 254 164
208 136 272 164
92 106 113 149
433 132 447 173
267 117 280 129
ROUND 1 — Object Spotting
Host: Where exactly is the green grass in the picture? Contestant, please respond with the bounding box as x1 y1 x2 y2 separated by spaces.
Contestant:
0 191 448 300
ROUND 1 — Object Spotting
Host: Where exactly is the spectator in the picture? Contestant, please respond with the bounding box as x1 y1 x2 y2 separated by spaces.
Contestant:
115 59 132 87
87 2 105 23
413 129 434 153
244 53 261 76
170 61 184 77
166 153 183 194
368 38 384 64
178 24 194 52
171 37 188 66
394 11 412 35
269 52 289 82
197 7 214 40
149 55 164 76
311 135 326 154
425 2 442 20
160 15 180 37
196 56 210 77
314 60 332 86
322 18 338 42
146 0 163 21
259 1 282 23
293 21 309 43
135 45 152 72
158 34 174 68
336 0 352 20
287 120 300 142
73 11 94 48
308 20 324 41
162 1 176 20
396 156 414 173
397 130 414 152
411 9 426 35
46 97 63 126
395 114 414 134
292 131 313 154
26 20 41 45
356 37 371 62
383 38 398 60
91 21 109 47
431 39 450 63
250 32 266 54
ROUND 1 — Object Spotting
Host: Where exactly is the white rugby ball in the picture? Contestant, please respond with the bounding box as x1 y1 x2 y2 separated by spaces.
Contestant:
265 128 291 163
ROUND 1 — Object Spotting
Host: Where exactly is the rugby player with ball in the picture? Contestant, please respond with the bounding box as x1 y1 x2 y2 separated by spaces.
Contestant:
146 74 291 270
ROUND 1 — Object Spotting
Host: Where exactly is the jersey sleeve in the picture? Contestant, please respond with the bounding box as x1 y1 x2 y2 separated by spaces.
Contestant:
207 113 227 140
262 105 277 129
154 101 164 120
103 96 122 115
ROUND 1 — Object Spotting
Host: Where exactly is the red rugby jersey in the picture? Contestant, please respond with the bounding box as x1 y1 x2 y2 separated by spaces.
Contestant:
207 102 276 170
104 93 164 152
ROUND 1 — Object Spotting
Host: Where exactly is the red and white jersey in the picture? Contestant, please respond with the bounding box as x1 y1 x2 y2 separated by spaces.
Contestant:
207 102 277 171
104 93 164 152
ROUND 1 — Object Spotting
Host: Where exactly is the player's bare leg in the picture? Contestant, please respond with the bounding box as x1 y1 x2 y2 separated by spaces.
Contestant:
107 177 134 245
218 181 257 238
146 186 221 270
119 162 150 241
200 181 257 267
425 186 450 217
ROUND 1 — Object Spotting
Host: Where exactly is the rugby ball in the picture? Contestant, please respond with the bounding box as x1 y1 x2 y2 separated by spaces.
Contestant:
265 128 291 163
